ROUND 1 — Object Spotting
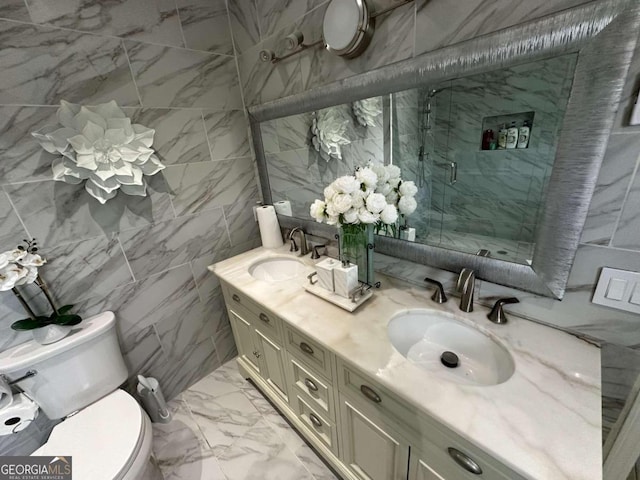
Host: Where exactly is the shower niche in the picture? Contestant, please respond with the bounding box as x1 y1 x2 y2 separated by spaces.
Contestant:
480 111 535 151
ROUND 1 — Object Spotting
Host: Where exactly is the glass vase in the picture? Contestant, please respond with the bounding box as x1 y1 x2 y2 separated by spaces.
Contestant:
339 224 375 286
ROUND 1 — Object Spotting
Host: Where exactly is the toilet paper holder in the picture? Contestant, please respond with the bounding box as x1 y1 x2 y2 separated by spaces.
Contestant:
1 370 38 386
0 370 38 386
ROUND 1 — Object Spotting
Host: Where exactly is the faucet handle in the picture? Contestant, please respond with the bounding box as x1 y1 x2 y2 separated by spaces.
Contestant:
311 244 327 260
487 297 519 324
424 277 447 304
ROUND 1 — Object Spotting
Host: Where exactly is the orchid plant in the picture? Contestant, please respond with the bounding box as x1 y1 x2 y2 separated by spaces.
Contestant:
1 239 82 332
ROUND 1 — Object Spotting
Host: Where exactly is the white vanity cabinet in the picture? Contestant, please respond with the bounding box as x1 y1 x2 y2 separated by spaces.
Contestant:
221 281 525 480
223 284 289 403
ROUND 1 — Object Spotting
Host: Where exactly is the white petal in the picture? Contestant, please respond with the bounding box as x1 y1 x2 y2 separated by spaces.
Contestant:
88 174 120 192
106 117 132 135
92 163 116 181
57 100 81 128
132 125 155 148
67 135 94 154
116 167 143 186
119 182 147 197
85 181 118 204
81 121 105 143
104 128 131 146
92 100 126 120
76 153 99 171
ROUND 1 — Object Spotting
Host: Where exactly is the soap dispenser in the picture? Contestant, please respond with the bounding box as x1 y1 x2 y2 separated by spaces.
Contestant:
333 260 359 298
497 124 507 149
506 121 518 149
517 120 531 149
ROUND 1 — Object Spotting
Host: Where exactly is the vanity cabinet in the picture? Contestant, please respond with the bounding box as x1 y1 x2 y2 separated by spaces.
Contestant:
224 286 289 403
221 281 524 480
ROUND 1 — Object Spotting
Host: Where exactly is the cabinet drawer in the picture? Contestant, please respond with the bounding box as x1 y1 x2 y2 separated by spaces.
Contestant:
410 437 522 480
224 284 281 339
294 395 338 454
284 325 333 380
338 361 416 428
288 356 334 420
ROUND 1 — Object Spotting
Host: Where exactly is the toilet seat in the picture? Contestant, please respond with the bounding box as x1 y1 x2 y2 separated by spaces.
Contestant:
33 389 151 480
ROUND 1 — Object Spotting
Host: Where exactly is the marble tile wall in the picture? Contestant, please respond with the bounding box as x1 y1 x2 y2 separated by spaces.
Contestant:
0 0 258 455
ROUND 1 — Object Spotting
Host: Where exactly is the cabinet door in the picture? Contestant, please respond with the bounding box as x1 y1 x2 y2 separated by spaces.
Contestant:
408 454 447 480
339 397 409 480
255 329 289 402
228 310 261 373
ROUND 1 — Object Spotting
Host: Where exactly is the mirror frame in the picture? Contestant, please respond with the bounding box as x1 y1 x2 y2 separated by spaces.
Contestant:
248 0 640 299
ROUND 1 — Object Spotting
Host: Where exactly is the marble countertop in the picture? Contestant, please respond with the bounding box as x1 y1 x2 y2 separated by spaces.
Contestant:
210 246 602 480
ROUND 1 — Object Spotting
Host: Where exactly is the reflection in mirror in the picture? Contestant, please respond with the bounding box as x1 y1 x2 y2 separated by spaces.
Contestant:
262 53 577 266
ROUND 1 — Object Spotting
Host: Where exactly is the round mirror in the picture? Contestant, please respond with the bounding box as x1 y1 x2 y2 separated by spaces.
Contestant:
323 0 374 58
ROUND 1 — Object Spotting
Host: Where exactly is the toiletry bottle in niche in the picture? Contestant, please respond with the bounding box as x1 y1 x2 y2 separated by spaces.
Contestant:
517 120 531 149
506 121 518 149
497 124 507 149
481 129 494 150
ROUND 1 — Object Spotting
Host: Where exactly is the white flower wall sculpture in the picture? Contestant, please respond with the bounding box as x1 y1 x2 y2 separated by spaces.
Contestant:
352 98 382 128
310 107 351 161
32 100 165 204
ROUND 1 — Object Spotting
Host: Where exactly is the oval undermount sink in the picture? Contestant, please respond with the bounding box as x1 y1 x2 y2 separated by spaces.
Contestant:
249 256 308 282
387 309 515 386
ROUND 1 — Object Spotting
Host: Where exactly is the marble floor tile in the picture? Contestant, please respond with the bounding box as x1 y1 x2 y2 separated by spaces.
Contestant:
152 358 339 480
183 389 263 453
216 420 315 480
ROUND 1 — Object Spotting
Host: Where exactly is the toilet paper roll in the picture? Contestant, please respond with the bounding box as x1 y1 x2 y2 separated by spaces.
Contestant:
0 393 39 436
256 205 284 249
274 200 292 216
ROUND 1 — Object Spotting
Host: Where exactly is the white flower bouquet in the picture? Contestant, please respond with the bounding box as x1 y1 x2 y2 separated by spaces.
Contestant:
309 162 418 270
309 162 417 229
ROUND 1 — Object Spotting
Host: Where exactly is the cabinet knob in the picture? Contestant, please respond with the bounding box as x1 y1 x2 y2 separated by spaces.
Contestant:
252 350 261 359
304 378 318 392
299 342 314 355
259 313 270 323
309 413 323 428
448 448 482 475
360 385 382 404
232 294 241 303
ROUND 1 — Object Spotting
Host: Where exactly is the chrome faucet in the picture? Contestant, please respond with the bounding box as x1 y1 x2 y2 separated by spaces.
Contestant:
289 227 309 255
456 268 475 312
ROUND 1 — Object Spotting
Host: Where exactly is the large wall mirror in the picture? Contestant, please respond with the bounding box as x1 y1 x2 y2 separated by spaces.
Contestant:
250 0 639 299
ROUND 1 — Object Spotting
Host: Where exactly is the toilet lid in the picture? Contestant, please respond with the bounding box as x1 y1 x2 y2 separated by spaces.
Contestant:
33 390 144 480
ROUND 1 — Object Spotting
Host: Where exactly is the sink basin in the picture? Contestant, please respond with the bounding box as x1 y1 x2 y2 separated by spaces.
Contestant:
249 256 308 282
387 309 515 386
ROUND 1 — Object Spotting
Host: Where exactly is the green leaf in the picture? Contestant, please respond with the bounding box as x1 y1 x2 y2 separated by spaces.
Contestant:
11 317 50 331
54 314 82 326
56 305 74 315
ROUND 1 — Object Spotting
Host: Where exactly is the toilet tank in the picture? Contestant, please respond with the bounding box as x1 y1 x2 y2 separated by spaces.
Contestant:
0 311 128 419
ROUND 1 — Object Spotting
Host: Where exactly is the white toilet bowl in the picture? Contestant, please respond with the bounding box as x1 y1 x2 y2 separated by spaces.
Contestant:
33 389 161 480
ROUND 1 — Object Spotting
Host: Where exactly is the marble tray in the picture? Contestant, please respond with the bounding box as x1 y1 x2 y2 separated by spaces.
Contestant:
303 280 373 312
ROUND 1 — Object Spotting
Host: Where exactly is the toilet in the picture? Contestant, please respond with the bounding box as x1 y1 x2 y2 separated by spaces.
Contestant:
0 311 162 480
